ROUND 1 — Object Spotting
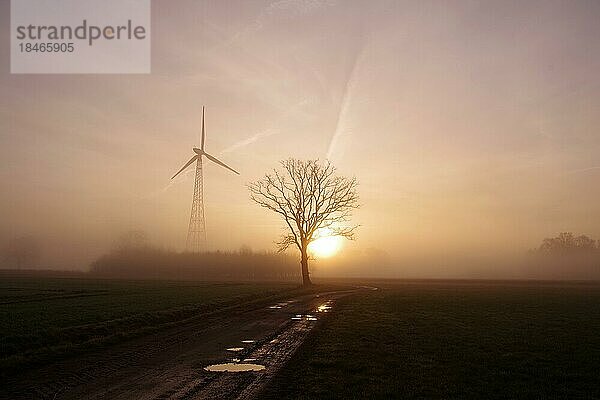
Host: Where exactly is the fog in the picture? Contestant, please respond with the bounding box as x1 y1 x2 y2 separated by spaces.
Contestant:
1 0 599 279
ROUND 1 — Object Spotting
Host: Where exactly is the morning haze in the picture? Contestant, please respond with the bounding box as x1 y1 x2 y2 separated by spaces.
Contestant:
1 0 599 279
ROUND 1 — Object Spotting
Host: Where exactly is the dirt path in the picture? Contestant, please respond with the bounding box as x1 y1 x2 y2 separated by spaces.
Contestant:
3 286 368 400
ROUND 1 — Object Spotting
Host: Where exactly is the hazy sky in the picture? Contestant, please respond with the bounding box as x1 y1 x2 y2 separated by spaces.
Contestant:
1 0 599 276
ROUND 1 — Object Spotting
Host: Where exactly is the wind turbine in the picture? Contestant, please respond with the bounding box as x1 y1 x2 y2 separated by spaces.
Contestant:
172 106 239 252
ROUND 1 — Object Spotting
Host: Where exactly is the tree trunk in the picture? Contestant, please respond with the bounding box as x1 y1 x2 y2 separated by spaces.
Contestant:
300 245 312 286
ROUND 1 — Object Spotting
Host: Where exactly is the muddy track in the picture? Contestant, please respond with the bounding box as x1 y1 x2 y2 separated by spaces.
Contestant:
3 287 370 400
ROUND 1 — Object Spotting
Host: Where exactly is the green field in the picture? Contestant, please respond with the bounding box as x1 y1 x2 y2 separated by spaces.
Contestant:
262 281 600 399
0 276 294 373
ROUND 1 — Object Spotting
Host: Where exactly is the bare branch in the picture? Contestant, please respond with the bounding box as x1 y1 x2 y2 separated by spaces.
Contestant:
248 159 360 253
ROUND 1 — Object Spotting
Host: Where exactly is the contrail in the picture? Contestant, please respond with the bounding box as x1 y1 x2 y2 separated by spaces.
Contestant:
227 0 337 46
563 166 600 175
139 167 195 202
220 128 278 155
220 98 311 155
326 39 367 160
146 99 311 200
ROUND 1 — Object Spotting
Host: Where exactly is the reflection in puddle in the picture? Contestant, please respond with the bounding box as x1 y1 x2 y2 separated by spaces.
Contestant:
226 347 244 352
359 285 379 291
316 300 333 313
291 314 318 321
204 363 266 372
269 301 291 309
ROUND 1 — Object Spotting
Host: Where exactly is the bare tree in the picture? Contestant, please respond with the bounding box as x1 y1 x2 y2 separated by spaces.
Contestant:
539 232 598 253
248 159 359 286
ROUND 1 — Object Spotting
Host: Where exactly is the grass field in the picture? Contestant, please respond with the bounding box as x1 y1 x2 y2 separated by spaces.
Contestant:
262 281 600 399
0 276 295 374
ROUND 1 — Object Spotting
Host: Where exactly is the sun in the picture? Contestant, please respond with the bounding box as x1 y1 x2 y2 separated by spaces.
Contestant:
308 234 343 258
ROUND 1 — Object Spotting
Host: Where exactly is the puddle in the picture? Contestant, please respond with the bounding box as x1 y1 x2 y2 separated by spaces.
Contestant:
291 314 318 321
316 301 333 313
241 340 255 343
204 363 266 372
358 285 379 291
269 301 290 309
226 347 244 352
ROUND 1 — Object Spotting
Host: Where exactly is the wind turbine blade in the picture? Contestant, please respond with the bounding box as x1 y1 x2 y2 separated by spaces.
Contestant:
201 106 206 151
204 152 240 175
171 155 198 179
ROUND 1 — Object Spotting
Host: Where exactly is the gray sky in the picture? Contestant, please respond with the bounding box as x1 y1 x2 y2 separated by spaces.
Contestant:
1 0 599 276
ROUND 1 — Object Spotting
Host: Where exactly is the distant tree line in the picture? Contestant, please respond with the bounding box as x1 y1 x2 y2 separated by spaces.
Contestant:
90 234 299 281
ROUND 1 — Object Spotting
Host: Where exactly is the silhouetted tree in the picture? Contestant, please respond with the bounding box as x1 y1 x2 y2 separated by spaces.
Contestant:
575 235 597 250
539 232 597 253
248 159 359 286
3 236 41 269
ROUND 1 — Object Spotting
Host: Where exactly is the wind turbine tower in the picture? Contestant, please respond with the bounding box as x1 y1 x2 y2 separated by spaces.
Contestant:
172 107 240 252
